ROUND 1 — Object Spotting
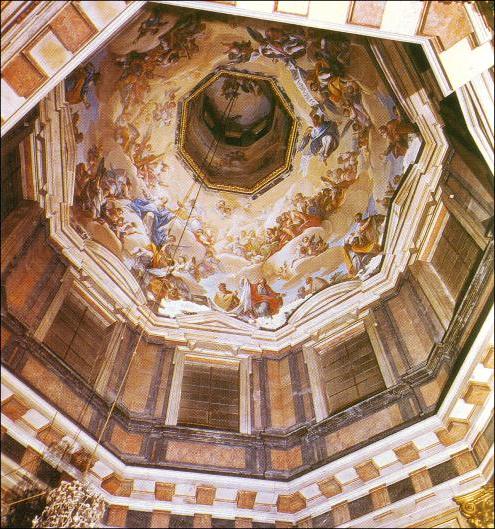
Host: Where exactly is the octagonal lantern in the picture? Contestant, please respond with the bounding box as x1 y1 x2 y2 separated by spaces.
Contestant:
177 69 297 195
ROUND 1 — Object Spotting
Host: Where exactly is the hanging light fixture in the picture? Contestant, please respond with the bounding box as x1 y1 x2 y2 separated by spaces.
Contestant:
31 480 105 528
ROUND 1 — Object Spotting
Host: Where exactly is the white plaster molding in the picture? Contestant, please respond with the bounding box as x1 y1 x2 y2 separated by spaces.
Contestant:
1 1 147 137
1 2 67 65
456 70 495 174
438 307 493 420
1 454 47 492
440 38 494 92
165 347 185 426
84 241 147 304
302 341 328 422
364 311 396 387
465 2 494 46
341 448 494 528
239 356 252 434
32 267 76 342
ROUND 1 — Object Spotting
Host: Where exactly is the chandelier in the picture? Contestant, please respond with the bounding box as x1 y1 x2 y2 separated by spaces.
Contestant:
32 480 105 528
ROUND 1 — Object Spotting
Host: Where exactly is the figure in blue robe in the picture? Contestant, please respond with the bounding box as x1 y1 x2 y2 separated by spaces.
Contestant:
129 198 174 248
65 62 100 107
298 110 340 163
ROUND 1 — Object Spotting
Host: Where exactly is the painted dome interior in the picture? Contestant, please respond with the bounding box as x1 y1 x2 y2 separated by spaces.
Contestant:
66 4 422 329
1 2 493 527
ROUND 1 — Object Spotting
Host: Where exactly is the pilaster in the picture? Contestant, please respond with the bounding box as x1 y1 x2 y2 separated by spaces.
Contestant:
165 347 186 426
302 342 327 422
32 267 75 343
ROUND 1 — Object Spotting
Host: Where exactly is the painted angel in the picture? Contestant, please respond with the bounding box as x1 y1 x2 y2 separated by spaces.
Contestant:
133 5 168 43
151 90 178 126
129 197 175 248
79 157 106 220
246 26 306 64
343 198 384 276
298 110 340 165
223 40 255 63
158 14 205 63
65 62 100 108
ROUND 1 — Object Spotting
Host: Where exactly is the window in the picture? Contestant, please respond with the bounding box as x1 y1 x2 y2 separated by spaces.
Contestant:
321 331 386 415
177 359 240 432
430 215 481 300
43 294 110 384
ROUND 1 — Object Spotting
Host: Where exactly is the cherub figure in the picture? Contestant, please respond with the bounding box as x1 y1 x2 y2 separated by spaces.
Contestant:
296 234 328 262
276 262 292 280
223 40 255 63
379 116 418 159
151 90 178 126
298 276 331 298
217 200 233 217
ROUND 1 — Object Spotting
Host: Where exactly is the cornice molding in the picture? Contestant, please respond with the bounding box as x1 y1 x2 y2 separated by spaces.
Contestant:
2 241 492 478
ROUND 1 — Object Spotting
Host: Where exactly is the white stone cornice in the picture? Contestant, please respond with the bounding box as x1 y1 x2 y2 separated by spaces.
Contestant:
1 2 67 64
1 1 147 137
1 305 492 524
456 70 495 173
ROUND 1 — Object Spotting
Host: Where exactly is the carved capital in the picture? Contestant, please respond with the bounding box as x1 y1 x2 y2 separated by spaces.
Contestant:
454 483 494 528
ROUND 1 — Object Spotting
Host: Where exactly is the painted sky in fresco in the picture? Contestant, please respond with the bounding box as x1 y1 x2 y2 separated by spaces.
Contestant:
67 4 422 329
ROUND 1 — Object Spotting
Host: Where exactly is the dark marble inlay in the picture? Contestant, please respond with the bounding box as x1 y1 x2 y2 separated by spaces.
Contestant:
387 477 415 503
429 459 459 486
312 511 334 528
36 460 60 487
1 433 26 464
169 514 194 528
126 510 152 528
212 518 236 528
348 494 374 519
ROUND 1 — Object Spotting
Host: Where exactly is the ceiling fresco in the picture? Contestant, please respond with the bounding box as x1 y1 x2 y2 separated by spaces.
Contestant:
67 4 422 329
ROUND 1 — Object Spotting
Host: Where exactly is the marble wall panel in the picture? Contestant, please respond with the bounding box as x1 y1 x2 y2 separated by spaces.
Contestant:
420 1 473 50
166 440 246 469
2 54 46 97
5 224 66 330
49 4 96 53
267 358 296 429
348 1 386 27
120 341 160 414
109 422 143 456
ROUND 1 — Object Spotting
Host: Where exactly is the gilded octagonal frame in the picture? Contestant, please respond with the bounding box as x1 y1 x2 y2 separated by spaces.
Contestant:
177 68 298 195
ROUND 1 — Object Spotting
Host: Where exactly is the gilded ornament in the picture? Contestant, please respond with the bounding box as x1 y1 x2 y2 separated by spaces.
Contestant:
454 483 494 528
